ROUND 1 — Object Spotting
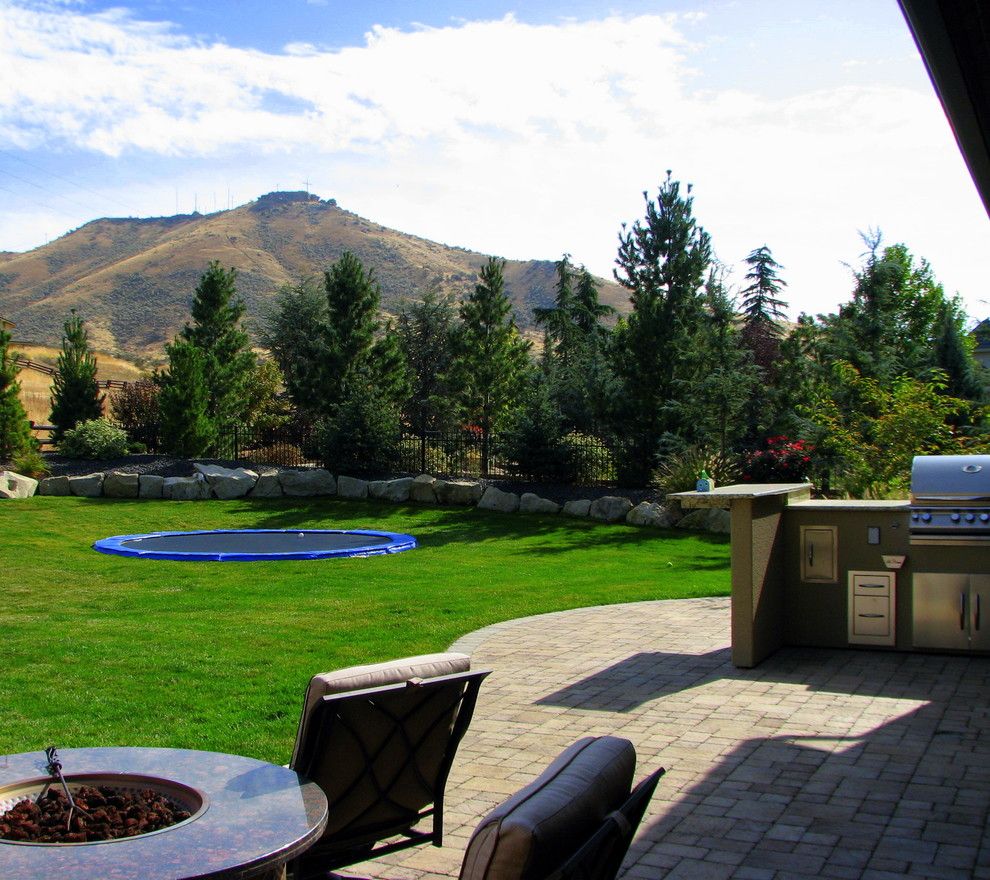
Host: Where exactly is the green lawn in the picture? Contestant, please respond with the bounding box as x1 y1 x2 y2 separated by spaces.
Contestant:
1 497 729 763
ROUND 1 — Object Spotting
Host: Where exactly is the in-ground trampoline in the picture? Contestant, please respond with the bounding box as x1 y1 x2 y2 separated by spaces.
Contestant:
92 529 417 562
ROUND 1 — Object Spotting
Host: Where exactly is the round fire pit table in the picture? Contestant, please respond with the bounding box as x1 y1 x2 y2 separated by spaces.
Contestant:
0 747 328 880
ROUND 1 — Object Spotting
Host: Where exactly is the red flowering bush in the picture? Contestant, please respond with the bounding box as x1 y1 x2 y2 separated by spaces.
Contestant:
743 436 813 483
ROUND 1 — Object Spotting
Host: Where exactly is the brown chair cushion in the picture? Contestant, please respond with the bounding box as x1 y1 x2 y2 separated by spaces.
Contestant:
290 652 470 766
459 736 636 880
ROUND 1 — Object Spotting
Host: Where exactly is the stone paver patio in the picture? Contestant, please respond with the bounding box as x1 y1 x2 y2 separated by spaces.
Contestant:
356 596 990 880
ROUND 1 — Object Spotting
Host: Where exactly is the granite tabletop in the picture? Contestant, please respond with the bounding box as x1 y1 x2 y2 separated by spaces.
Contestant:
0 747 328 880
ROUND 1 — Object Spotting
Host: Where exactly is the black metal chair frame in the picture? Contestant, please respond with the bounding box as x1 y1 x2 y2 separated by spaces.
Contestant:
292 668 490 878
547 766 666 880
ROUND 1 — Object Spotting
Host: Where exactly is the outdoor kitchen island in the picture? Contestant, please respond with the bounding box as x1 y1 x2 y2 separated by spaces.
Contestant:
674 456 990 667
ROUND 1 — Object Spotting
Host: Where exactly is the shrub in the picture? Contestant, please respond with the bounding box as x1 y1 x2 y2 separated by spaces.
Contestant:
742 436 813 483
110 381 160 447
653 445 742 495
313 385 401 475
58 419 130 460
11 449 48 479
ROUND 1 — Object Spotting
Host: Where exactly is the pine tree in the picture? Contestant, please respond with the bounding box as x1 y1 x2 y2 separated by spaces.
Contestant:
740 245 788 372
50 311 104 443
155 339 216 457
612 172 712 481
0 324 33 462
934 301 985 402
179 262 256 425
455 257 531 475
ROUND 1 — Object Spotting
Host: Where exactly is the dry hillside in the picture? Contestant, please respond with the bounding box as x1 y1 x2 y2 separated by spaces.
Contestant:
0 191 629 360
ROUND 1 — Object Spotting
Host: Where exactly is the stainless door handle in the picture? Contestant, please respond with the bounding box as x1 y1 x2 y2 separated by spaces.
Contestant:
808 543 814 567
961 592 967 630
976 594 981 631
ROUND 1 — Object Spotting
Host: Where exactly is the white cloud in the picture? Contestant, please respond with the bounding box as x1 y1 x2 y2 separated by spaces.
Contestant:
0 0 987 319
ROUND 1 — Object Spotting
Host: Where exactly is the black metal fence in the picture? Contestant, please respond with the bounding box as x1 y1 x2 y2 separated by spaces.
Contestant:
153 425 623 486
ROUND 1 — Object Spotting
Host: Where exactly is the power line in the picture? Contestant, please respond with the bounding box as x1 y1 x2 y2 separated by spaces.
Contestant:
0 149 134 213
0 167 103 216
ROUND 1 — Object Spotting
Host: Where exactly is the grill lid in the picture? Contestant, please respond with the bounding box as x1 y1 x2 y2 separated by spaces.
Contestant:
911 455 990 503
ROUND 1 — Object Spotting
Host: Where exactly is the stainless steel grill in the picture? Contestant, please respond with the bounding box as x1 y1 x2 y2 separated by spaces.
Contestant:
910 455 990 546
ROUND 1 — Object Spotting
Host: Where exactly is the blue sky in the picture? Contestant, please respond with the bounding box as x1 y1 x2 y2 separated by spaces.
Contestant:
1 0 988 321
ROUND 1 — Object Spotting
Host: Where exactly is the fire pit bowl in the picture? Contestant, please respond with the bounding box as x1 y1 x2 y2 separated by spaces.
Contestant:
0 773 208 845
0 747 328 880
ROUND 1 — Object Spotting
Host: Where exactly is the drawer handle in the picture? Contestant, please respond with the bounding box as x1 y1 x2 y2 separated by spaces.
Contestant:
859 584 886 589
858 613 886 618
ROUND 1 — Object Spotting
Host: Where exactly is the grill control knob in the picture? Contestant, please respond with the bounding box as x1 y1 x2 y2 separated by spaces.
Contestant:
921 512 932 522
965 513 976 522
951 513 961 522
982 513 990 523
911 513 919 521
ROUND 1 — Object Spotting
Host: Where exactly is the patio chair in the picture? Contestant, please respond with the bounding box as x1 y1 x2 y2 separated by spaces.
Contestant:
289 653 490 879
458 736 664 880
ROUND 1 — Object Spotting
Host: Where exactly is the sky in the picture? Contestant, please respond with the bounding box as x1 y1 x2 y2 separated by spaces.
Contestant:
1 0 988 322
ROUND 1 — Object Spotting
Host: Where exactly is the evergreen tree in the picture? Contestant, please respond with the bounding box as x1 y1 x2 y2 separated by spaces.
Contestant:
179 262 256 425
262 254 408 420
50 311 103 443
821 233 946 382
454 257 531 475
534 257 615 432
0 324 32 461
740 245 788 371
155 339 216 457
612 172 712 481
679 268 759 455
396 292 461 471
934 301 985 402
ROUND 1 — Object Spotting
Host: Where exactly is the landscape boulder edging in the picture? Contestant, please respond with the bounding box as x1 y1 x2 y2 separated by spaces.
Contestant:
477 486 520 513
25 464 731 536
0 471 38 499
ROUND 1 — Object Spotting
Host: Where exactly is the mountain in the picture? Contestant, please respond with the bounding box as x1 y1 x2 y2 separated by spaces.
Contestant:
0 191 629 362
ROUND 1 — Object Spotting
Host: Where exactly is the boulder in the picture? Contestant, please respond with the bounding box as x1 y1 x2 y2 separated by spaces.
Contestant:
435 479 483 505
519 492 561 515
477 486 520 513
194 463 258 500
163 474 210 501
249 473 283 498
562 499 592 518
676 507 731 534
370 477 413 503
626 501 680 528
589 495 634 523
280 468 336 497
39 475 72 497
139 474 164 498
337 475 369 499
103 471 140 499
409 474 438 504
0 471 38 499
69 473 105 498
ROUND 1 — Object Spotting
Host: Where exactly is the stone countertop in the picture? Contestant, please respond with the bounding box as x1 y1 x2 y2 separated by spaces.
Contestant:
0 747 328 880
789 499 909 511
671 484 812 509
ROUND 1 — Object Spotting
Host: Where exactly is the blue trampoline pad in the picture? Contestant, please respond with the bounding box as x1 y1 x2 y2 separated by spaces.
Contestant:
92 529 417 561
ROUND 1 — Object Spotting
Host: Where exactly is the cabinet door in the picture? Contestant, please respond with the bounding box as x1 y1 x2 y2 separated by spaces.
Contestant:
913 573 969 650
801 526 837 582
971 576 990 651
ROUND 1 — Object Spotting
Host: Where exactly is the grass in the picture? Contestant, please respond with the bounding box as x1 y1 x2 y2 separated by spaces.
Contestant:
1 497 730 763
